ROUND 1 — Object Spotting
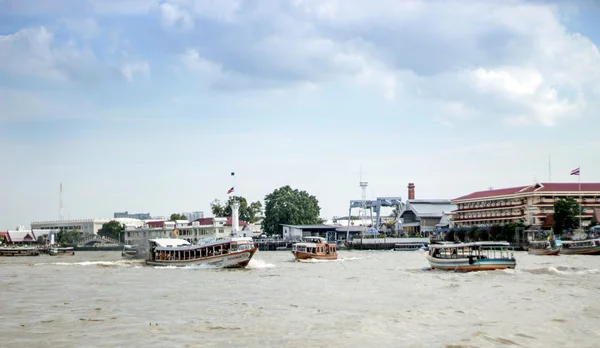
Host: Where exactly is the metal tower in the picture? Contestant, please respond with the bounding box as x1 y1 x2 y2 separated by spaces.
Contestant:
359 181 368 225
59 182 64 221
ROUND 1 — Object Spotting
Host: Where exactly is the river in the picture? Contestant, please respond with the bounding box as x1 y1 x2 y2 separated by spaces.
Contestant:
1 250 599 347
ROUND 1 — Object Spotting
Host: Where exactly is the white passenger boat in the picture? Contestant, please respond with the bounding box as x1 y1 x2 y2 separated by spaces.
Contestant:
426 242 516 272
146 237 257 268
560 239 600 255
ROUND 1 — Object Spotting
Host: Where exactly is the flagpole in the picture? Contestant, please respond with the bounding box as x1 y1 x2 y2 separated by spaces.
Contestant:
579 165 582 230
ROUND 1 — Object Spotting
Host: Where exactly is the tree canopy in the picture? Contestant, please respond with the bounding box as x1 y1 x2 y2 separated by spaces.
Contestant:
170 213 187 221
56 228 82 246
98 220 125 241
553 197 580 235
262 185 323 236
210 196 263 223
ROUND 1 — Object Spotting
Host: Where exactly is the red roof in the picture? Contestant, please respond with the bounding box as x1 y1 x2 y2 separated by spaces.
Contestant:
454 182 600 201
146 221 165 228
454 186 529 201
191 217 248 226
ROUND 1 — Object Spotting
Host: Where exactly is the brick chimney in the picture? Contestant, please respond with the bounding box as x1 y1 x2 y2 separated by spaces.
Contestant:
408 183 415 200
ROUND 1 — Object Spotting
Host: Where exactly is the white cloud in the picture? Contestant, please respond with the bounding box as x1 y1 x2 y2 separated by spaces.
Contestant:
180 49 229 85
161 0 242 22
160 2 194 30
0 26 102 82
166 0 600 126
0 0 159 15
61 18 101 39
0 26 152 84
120 61 150 82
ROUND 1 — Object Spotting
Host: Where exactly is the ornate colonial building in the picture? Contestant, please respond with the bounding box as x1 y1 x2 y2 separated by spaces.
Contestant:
451 183 600 228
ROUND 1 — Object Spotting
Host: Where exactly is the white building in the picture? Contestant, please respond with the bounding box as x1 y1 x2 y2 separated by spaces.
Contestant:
124 216 258 246
31 218 144 236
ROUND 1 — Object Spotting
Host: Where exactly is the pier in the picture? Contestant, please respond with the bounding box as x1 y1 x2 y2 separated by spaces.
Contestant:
346 238 430 250
253 237 292 251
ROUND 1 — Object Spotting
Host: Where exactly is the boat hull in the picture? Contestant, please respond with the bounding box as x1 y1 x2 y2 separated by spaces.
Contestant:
528 247 561 256
426 256 516 272
0 248 40 256
291 250 337 261
146 248 258 268
560 246 600 255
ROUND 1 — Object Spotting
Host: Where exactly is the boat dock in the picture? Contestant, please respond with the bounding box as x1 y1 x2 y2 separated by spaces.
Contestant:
253 238 292 251
346 238 430 250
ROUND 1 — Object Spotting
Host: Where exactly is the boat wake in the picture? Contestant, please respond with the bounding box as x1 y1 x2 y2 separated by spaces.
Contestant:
247 258 275 269
297 256 367 263
151 258 275 270
521 266 600 276
34 260 145 268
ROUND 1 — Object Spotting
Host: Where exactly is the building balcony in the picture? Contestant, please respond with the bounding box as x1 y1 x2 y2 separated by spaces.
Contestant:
452 213 525 222
452 203 525 213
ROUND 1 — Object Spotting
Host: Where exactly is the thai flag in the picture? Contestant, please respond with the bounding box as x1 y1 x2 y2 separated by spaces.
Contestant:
227 187 234 194
570 167 580 176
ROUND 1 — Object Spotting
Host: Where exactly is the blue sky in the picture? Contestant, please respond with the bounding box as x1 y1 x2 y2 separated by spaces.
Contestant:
1 0 600 229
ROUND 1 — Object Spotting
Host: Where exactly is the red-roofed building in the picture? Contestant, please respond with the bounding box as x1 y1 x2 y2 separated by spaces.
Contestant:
451 182 600 228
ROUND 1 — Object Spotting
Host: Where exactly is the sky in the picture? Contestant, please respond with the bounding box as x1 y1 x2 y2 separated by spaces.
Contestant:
1 0 600 229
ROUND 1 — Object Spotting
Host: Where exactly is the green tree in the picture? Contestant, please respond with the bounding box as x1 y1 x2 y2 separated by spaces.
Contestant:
56 229 81 246
98 220 125 241
262 185 323 236
170 213 187 221
553 198 580 235
210 197 264 223
36 235 46 245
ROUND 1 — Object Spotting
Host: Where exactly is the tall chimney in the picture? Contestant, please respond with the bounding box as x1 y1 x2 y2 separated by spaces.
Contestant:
408 183 415 200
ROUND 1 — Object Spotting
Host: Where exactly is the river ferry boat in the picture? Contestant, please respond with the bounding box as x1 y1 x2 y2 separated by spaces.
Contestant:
560 239 600 255
394 242 428 251
426 241 516 272
49 247 75 256
146 237 257 268
0 246 40 256
291 236 337 261
527 240 561 256
122 245 146 259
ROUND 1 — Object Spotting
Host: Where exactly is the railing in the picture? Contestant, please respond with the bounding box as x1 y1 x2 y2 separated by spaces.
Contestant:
77 235 122 246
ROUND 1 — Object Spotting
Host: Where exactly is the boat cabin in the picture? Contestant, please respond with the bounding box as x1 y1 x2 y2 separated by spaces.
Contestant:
291 236 337 256
562 239 600 249
429 242 513 260
148 237 254 262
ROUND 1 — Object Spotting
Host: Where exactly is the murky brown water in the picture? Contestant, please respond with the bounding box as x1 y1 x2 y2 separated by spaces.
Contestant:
1 250 599 347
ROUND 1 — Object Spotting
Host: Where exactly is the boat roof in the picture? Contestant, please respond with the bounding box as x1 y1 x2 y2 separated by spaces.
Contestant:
562 238 599 244
430 241 511 249
149 238 191 247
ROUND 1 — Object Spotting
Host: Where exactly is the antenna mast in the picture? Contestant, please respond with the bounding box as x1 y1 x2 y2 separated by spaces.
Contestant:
548 154 552 182
59 182 64 221
359 165 368 228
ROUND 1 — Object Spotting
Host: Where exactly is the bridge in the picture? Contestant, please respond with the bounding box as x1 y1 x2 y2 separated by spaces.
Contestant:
77 235 122 247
